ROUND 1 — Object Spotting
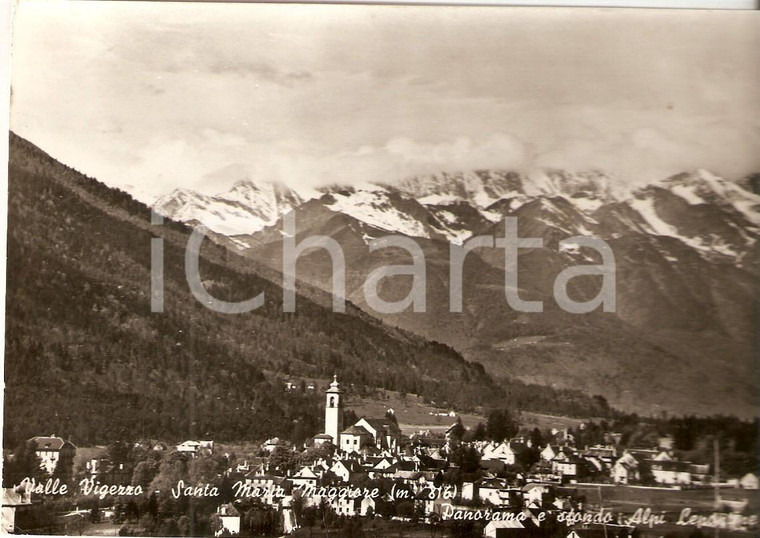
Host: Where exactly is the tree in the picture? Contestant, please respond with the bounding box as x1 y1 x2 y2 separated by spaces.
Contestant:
486 409 519 441
209 513 223 536
396 501 415 519
52 445 75 484
449 445 481 474
448 418 465 443
298 444 334 467
530 427 544 449
178 514 191 537
188 456 221 487
343 409 359 427
108 441 132 465
269 445 299 474
3 440 44 487
131 461 157 489
148 458 187 515
301 506 319 531
465 423 487 442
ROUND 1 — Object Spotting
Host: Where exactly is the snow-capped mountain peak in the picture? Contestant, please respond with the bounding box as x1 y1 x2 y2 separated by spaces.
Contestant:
656 169 760 225
153 178 306 236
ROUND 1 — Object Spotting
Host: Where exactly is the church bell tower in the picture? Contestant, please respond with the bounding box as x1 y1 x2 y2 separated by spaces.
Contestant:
325 375 343 444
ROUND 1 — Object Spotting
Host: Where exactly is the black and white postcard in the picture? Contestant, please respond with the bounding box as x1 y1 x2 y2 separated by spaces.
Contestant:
2 2 759 537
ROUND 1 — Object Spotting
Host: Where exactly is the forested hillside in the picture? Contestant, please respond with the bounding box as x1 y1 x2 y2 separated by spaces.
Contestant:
3 133 507 447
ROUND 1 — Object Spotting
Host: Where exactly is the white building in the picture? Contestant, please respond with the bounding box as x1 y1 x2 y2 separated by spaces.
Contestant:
2 488 32 533
325 376 343 444
739 473 758 490
215 503 240 536
28 436 76 475
176 440 214 457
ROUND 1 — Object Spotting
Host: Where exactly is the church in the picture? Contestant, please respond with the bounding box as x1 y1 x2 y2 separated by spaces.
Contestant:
315 376 403 455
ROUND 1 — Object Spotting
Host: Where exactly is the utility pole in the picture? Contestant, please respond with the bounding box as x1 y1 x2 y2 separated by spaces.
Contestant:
714 438 720 538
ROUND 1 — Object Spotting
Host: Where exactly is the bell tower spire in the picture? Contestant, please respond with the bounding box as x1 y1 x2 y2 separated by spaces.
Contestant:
325 374 343 444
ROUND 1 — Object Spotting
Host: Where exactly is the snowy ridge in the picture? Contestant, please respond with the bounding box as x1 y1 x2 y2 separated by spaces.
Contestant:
322 184 432 239
625 171 760 259
661 169 760 226
152 167 759 265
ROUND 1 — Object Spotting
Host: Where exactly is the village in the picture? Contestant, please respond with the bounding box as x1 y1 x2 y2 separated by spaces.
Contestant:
2 377 758 537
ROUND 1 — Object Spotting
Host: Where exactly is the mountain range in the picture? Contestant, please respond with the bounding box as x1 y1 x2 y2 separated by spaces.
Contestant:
154 167 760 417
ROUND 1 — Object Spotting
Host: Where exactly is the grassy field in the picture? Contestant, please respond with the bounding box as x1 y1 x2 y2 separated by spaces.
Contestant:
72 445 108 472
345 391 483 435
519 411 589 432
349 391 594 436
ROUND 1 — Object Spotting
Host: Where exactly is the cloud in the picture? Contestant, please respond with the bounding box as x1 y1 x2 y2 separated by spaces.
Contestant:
8 2 760 203
229 133 528 192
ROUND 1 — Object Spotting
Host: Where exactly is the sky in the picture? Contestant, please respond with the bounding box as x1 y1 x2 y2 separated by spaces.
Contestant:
9 2 760 202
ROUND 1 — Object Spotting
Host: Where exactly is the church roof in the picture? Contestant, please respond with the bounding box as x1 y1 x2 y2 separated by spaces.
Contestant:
359 418 402 436
342 425 372 436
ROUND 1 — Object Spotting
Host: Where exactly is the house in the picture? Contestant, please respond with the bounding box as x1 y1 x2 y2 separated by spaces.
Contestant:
583 455 606 475
329 459 366 483
290 466 318 489
739 473 758 490
583 445 617 460
522 483 551 509
90 460 133 485
541 444 559 462
2 487 32 533
360 496 376 517
461 481 476 502
649 460 692 485
216 503 241 536
480 485 520 508
392 469 425 488
689 463 710 484
612 452 640 485
368 457 395 479
331 497 357 517
312 433 333 446
243 471 287 505
477 478 504 503
262 438 281 453
658 436 674 450
483 518 528 537
652 450 674 462
551 450 586 481
482 441 526 466
480 458 506 474
28 435 77 475
176 440 214 458
232 460 252 474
